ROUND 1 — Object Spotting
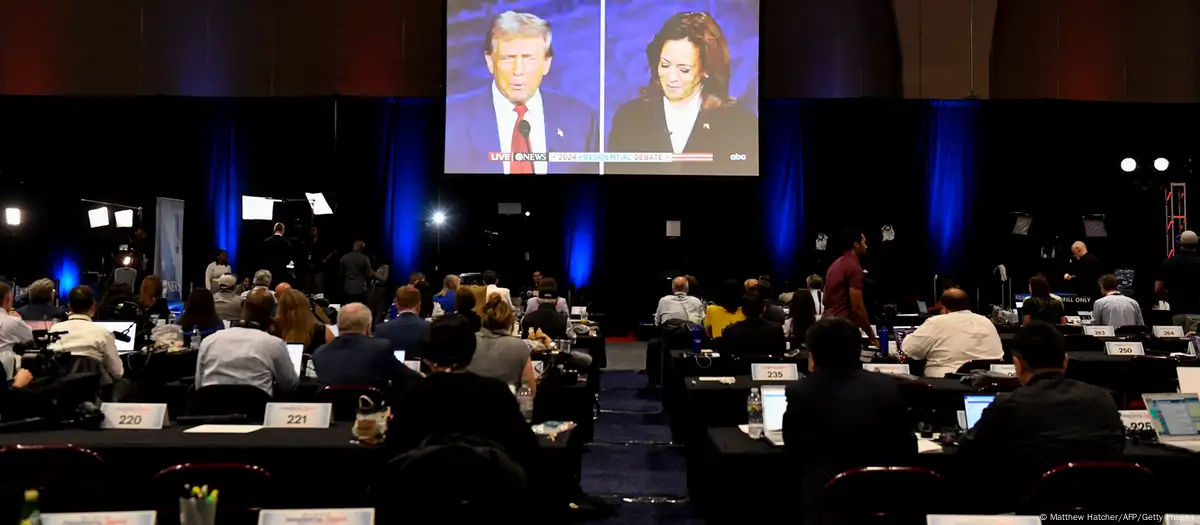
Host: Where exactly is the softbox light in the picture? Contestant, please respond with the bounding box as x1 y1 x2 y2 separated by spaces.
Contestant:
88 207 110 228
114 209 134 228
242 196 278 221
305 193 334 216
4 208 19 226
1012 214 1032 236
1083 215 1107 238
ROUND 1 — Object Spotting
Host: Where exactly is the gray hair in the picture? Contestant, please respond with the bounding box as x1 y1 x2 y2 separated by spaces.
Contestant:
484 11 553 58
253 269 272 287
337 303 373 334
26 278 56 304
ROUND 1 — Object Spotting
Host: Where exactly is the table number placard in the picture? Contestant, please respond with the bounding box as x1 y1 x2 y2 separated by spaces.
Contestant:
44 511 157 525
751 363 799 381
1154 326 1186 339
863 363 911 375
1105 341 1145 356
99 403 168 430
263 403 332 429
1119 410 1153 432
258 508 374 525
1083 325 1114 337
989 364 1016 376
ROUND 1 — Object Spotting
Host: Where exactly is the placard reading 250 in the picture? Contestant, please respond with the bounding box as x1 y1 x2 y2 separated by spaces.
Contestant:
263 403 332 429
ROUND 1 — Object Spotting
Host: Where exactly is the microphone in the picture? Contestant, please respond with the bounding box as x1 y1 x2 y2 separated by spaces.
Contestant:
517 120 531 142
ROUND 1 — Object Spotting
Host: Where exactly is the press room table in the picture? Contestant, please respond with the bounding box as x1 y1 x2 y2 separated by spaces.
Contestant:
0 424 576 511
691 427 1200 521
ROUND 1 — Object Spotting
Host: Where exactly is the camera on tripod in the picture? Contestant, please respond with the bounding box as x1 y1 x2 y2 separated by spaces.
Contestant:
13 331 73 378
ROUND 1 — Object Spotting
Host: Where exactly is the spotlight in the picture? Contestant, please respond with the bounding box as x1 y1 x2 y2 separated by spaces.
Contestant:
524 211 531 217
432 211 447 225
122 255 132 266
4 208 19 226
1155 158 1170 171
114 209 134 228
1120 158 1137 173
88 207 110 228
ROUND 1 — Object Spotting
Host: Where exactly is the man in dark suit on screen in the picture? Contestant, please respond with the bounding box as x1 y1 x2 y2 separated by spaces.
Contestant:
445 11 598 175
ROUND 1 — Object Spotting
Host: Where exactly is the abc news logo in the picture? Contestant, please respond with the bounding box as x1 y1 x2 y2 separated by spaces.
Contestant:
729 153 748 161
513 152 549 162
163 280 183 293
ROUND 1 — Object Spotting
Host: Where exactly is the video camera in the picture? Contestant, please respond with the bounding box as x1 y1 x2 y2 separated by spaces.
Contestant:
14 331 74 378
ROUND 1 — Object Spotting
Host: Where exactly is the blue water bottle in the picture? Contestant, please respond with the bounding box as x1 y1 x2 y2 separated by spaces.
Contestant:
877 325 889 355
691 324 702 353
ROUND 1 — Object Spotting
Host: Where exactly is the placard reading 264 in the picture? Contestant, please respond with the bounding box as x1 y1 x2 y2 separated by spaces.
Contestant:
751 363 799 381
263 403 332 429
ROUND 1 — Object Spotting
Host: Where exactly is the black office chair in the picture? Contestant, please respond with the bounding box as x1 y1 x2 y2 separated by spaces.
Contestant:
188 385 272 421
1029 461 1157 512
0 444 110 513
1115 325 1151 336
820 466 948 524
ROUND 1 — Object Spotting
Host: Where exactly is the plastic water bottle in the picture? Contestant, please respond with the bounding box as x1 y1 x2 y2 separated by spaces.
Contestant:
877 325 889 354
747 388 764 439
517 382 535 423
189 326 201 351
691 324 702 353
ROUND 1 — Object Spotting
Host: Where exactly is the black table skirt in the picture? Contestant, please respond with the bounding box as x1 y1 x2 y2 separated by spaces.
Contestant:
691 427 1200 521
0 425 576 514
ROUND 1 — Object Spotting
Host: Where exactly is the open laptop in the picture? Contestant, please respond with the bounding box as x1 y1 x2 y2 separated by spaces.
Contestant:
94 321 137 354
762 385 788 446
393 350 406 362
1143 393 1200 451
963 395 995 430
286 344 304 377
1178 367 1200 395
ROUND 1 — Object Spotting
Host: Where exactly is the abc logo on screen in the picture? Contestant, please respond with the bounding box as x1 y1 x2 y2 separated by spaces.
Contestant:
729 153 748 161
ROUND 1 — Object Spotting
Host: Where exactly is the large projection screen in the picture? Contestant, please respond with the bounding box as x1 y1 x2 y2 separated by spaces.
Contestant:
445 0 760 176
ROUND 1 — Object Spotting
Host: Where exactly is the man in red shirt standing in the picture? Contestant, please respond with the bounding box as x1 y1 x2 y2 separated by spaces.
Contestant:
823 229 878 347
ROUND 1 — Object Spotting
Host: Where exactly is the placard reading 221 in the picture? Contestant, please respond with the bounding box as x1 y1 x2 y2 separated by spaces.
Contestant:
263 403 332 429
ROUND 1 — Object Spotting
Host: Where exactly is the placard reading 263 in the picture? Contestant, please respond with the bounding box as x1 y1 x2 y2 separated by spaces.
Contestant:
263 403 332 429
751 363 799 381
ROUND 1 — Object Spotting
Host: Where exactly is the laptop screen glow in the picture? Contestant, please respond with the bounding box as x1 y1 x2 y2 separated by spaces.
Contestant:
1178 367 1200 395
286 344 304 377
393 350 406 362
94 321 137 353
1144 394 1200 438
963 395 995 430
762 386 787 432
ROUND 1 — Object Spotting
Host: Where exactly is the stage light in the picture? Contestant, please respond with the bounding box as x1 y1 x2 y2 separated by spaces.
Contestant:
241 196 278 221
524 211 531 217
122 255 132 266
1120 158 1137 172
305 193 334 216
1155 158 1170 171
114 209 134 228
88 207 110 228
432 211 447 225
4 208 19 226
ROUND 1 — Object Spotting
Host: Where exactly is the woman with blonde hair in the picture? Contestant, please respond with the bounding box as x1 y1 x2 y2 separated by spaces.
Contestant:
272 289 332 352
138 275 172 321
466 294 537 395
433 274 460 315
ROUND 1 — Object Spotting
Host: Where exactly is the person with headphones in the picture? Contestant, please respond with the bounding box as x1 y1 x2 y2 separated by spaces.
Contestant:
194 289 298 397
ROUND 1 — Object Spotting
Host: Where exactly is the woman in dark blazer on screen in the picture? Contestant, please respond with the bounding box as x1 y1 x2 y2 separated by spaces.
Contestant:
607 11 758 176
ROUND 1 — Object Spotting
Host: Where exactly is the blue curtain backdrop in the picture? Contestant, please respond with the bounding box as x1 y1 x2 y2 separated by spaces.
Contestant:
206 108 244 270
53 252 79 299
761 100 807 281
564 179 601 290
924 100 980 275
374 99 434 280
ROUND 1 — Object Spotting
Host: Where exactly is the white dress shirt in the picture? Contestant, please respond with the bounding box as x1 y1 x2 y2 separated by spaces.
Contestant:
0 313 33 379
492 83 548 175
655 293 706 325
485 285 514 310
663 91 702 154
195 326 299 396
205 262 232 292
901 310 1004 378
48 314 124 380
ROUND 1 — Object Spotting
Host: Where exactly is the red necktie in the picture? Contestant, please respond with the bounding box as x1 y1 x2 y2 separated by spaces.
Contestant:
510 103 533 174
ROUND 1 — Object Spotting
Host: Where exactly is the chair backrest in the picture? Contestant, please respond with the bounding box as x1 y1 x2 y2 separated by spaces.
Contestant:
112 268 137 289
1030 461 1157 512
955 359 1008 374
821 466 948 520
0 444 108 512
1114 325 1150 336
315 385 385 421
151 462 275 517
189 385 272 421
104 300 143 322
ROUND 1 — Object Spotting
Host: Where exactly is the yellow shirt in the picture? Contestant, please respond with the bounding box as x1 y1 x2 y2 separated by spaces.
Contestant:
704 306 745 339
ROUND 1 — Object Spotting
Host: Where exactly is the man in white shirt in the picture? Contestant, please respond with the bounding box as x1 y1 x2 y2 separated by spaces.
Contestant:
196 289 298 396
48 286 124 382
1092 274 1143 328
483 270 513 310
655 276 705 325
204 249 233 292
902 289 1004 378
0 283 33 380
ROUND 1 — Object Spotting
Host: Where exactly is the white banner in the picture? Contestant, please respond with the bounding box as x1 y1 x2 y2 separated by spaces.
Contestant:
154 198 185 302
